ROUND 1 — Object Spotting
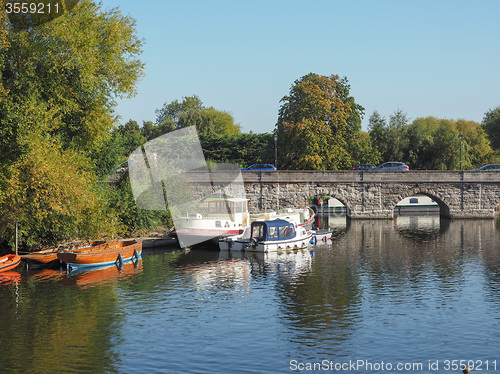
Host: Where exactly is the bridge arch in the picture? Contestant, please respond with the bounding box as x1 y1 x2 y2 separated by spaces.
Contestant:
306 191 352 217
390 189 451 218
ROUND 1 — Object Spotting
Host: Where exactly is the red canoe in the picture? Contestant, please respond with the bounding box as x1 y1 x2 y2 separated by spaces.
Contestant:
57 239 142 271
0 254 21 272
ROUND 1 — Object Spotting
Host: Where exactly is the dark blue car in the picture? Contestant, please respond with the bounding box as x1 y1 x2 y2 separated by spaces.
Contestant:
241 164 277 171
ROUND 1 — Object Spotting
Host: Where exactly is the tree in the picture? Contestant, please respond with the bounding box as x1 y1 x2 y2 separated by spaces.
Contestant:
387 110 410 161
399 117 494 170
345 131 380 166
368 111 389 162
482 106 500 151
118 120 146 156
0 0 144 248
200 133 274 167
2 0 144 154
369 110 410 163
155 95 204 126
154 96 241 137
276 73 366 170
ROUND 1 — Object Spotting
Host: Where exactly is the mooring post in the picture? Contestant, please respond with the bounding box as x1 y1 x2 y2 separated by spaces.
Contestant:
15 222 18 255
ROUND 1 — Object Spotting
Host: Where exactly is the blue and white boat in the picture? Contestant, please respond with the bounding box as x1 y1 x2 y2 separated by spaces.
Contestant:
220 219 312 252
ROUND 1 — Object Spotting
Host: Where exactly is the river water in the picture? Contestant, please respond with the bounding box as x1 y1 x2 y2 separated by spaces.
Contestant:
1 216 500 374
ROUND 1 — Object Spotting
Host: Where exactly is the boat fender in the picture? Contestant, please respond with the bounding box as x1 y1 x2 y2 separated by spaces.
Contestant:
250 237 258 248
134 249 140 260
116 253 124 270
322 236 327 242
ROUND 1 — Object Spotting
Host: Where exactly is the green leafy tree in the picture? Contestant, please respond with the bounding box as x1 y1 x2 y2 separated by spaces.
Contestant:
482 107 500 151
395 117 494 170
154 95 241 136
456 119 495 168
155 95 204 125
369 110 409 163
0 0 144 248
276 73 366 170
200 133 274 167
387 110 410 161
118 120 146 156
345 131 380 166
368 111 389 162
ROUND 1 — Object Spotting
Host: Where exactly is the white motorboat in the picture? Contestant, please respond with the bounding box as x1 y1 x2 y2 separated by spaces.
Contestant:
220 218 312 252
173 197 250 247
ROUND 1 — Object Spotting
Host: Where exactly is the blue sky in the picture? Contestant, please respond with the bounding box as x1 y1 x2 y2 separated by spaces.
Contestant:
101 0 500 133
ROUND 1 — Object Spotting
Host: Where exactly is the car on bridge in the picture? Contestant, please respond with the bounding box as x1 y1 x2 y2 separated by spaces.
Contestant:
372 162 410 171
241 164 277 171
473 164 500 170
352 164 375 170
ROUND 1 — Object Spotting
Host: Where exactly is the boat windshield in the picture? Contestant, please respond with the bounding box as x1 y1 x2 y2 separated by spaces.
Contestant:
251 223 266 241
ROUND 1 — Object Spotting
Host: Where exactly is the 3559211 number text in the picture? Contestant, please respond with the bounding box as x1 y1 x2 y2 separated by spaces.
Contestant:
5 2 60 14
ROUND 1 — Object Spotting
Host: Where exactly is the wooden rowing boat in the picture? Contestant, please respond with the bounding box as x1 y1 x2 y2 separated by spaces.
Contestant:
20 241 106 268
57 239 142 271
0 254 21 272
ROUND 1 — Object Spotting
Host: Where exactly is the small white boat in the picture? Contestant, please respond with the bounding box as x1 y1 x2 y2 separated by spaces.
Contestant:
220 219 312 252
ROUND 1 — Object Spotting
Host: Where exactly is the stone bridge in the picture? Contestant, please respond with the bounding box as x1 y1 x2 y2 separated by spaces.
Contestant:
235 170 500 219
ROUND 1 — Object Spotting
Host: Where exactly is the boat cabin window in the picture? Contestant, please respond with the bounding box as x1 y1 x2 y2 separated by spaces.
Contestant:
215 221 222 228
276 223 295 239
251 223 266 241
279 225 290 238
208 200 248 214
209 201 230 214
269 226 278 239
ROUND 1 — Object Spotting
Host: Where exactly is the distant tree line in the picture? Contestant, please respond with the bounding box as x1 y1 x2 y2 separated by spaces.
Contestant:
369 111 496 170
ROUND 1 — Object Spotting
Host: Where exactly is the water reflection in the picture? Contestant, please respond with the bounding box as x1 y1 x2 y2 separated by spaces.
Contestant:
278 217 500 362
176 250 312 291
1 219 500 373
396 215 444 240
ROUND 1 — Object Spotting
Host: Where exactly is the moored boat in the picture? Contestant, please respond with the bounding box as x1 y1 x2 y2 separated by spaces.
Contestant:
57 239 142 271
0 254 21 272
20 241 106 268
220 219 312 252
172 198 250 247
